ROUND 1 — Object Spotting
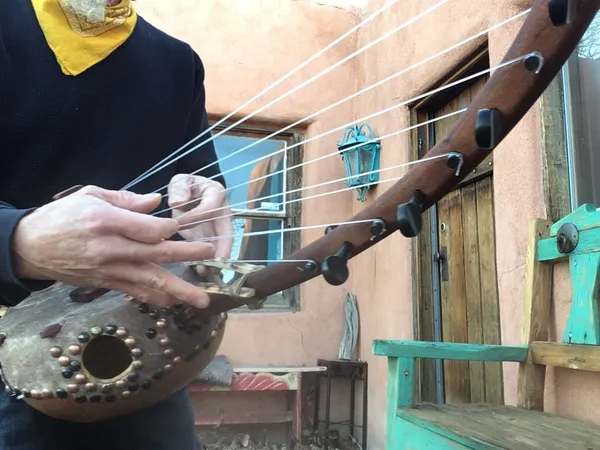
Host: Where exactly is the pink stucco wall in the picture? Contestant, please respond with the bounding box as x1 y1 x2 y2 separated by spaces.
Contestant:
136 0 600 448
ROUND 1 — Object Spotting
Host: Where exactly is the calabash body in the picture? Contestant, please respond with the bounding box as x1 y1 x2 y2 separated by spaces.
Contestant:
0 263 224 422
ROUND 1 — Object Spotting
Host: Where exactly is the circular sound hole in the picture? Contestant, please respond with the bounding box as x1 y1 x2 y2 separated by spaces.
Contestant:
82 336 133 380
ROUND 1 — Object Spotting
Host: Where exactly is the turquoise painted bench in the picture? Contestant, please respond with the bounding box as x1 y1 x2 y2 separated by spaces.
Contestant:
374 206 600 449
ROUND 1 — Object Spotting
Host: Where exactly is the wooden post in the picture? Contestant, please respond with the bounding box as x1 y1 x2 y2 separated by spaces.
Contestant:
517 219 553 411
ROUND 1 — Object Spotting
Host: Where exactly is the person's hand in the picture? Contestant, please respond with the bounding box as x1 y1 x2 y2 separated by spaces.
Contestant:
168 174 234 275
11 185 216 308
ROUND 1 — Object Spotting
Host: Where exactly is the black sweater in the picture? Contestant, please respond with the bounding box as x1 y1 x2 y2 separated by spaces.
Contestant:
0 1 224 307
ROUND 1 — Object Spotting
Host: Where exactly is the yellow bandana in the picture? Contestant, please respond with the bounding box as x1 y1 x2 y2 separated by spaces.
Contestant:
30 0 137 76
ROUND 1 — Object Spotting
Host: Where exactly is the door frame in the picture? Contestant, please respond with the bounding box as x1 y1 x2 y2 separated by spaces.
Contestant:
408 43 492 404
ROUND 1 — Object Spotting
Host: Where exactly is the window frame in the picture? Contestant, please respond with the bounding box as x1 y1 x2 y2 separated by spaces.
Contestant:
209 121 304 312
549 10 600 217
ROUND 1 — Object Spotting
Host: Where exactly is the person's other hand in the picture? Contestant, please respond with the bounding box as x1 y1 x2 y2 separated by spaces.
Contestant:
12 185 216 308
168 174 234 275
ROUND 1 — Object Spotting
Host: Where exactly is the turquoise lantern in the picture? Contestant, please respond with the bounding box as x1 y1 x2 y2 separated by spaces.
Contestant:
336 123 381 202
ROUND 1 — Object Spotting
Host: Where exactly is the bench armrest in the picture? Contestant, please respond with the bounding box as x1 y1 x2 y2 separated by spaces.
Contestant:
373 340 528 362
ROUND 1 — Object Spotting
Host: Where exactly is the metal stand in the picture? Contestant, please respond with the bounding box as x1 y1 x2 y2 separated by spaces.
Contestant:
313 359 368 449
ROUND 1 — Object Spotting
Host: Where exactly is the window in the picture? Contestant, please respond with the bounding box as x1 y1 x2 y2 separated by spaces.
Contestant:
562 11 600 209
211 124 303 311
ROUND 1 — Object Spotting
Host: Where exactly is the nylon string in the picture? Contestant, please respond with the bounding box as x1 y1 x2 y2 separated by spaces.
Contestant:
121 0 400 189
151 7 531 198
122 0 451 190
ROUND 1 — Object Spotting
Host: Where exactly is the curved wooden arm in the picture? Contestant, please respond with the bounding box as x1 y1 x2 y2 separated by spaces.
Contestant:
201 0 600 316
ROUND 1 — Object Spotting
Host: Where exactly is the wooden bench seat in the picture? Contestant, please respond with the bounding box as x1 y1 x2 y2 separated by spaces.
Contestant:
398 403 600 449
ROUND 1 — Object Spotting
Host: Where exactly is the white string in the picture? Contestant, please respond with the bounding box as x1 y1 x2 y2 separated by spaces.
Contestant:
152 50 534 203
179 150 452 230
152 7 530 199
201 259 314 264
154 107 466 216
122 0 451 190
121 0 399 190
197 217 384 243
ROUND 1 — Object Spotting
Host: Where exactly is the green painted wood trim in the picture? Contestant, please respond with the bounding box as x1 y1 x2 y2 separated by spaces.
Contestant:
391 414 482 449
538 227 600 262
386 357 417 449
549 203 600 237
373 340 528 362
561 252 600 345
396 410 503 449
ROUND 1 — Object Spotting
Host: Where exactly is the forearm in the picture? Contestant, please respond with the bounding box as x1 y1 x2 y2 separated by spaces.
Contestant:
0 202 54 306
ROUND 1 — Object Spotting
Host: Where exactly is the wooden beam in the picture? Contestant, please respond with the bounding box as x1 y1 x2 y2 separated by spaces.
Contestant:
530 342 600 372
517 219 553 411
372 340 528 362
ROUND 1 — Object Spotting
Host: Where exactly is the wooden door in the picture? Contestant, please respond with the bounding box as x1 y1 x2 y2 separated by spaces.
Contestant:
412 60 504 406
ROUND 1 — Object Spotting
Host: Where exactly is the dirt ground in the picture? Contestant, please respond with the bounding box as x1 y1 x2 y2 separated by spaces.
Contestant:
202 432 354 450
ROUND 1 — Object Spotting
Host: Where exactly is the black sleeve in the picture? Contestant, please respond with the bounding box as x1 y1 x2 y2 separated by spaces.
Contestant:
174 49 226 189
0 202 54 306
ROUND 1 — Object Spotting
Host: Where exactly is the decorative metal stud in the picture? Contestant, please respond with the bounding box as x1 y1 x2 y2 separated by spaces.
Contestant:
152 370 164 380
127 372 139 382
77 332 91 344
159 337 171 347
56 389 68 399
122 391 132 400
210 330 218 339
41 389 52 398
125 338 137 347
132 360 144 370
141 380 152 390
131 348 143 358
90 326 103 337
164 349 175 358
116 328 128 339
69 360 81 372
75 395 87 403
61 368 74 379
156 320 167 330
75 374 87 384
146 328 157 339
115 380 126 390
128 382 139 392
58 356 70 367
67 384 79 393
50 347 62 358
164 364 173 372
84 383 97 392
68 345 81 356
30 390 41 399
104 325 117 335
101 384 113 394
173 356 182 365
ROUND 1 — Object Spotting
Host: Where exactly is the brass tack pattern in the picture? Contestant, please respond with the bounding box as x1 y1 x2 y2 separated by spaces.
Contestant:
58 356 70 366
75 374 87 384
50 347 62 358
68 345 81 355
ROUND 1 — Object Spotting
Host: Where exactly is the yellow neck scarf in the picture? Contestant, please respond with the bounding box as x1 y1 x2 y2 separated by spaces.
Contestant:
30 0 137 76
